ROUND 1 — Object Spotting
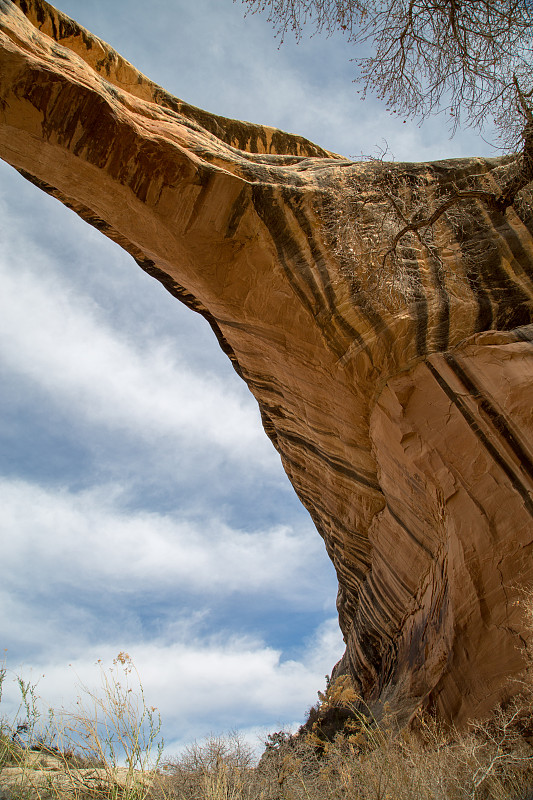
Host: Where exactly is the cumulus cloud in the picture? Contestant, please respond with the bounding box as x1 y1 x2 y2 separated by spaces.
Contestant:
1 619 344 756
0 478 331 601
0 251 276 466
0 471 340 751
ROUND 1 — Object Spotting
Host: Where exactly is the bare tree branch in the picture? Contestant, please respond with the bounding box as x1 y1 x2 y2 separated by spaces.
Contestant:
241 0 533 147
243 0 533 285
381 188 505 265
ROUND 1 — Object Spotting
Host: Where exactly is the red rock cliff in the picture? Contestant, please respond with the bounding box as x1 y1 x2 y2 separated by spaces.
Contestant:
1 0 533 725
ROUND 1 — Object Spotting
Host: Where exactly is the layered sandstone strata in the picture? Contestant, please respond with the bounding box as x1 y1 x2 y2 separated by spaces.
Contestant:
1 0 533 725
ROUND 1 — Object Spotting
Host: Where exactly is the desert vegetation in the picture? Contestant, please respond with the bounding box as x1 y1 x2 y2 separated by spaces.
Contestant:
3 652 533 800
0 653 162 800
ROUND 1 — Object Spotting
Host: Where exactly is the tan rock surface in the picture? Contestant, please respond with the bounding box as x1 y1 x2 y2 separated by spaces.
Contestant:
1 0 533 725
0 752 154 800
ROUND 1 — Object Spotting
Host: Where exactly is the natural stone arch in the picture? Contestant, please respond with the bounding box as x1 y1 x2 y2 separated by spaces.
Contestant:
1 0 533 725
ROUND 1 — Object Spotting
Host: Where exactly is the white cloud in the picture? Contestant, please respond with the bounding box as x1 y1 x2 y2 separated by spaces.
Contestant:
0 234 277 469
0 477 333 601
1 620 344 757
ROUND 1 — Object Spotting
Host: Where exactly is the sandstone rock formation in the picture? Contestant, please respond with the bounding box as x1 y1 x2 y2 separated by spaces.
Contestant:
0 750 155 800
1 0 533 726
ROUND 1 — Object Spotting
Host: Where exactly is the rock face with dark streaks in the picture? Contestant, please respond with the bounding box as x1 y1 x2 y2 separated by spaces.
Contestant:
1 0 533 726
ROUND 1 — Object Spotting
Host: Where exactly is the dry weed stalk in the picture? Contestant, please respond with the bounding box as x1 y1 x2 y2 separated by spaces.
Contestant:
0 654 163 800
160 733 257 800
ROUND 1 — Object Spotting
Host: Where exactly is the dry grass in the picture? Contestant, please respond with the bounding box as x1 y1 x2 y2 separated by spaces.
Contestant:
159 674 533 800
0 653 162 800
2 656 533 800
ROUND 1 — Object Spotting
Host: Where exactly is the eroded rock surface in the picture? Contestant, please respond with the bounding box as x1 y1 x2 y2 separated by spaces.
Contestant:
0 751 155 800
1 0 533 725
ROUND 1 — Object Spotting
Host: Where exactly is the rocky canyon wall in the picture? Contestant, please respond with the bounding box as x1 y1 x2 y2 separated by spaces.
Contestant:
1 0 533 725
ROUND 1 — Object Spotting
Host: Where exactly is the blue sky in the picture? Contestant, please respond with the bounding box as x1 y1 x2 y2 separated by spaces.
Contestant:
0 0 496 757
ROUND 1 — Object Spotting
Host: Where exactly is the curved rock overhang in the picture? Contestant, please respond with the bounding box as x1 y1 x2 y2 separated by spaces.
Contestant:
1 0 533 725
